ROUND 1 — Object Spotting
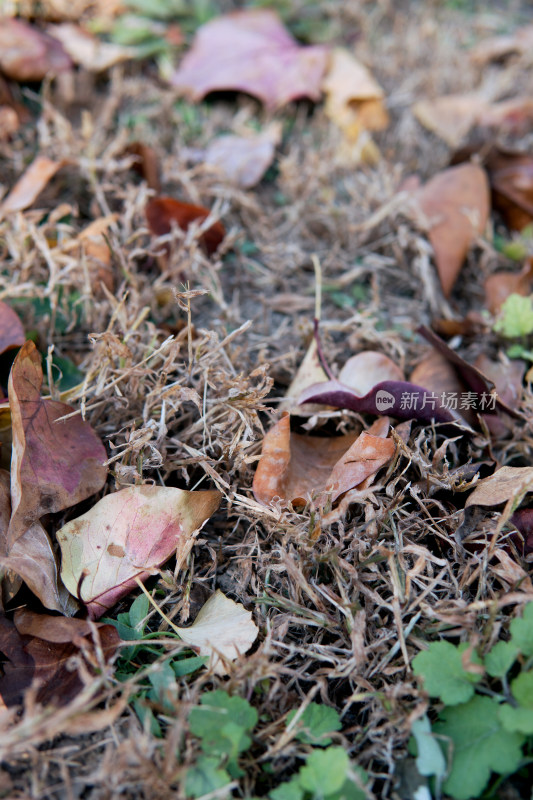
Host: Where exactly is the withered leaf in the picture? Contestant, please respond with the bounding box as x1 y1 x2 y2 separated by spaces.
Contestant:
7 341 108 548
47 23 135 72
205 125 281 189
0 18 71 82
466 467 533 508
57 486 221 619
170 9 328 111
485 261 533 314
415 163 490 297
338 351 404 396
487 150 533 232
145 196 225 256
0 156 65 218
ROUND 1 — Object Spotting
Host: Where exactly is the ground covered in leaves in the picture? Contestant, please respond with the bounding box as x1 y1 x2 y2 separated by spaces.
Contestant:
1 1 533 799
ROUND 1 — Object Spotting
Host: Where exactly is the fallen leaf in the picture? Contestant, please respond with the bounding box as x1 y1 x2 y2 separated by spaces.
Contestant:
410 350 474 425
280 338 328 412
0 156 65 218
471 24 533 65
338 351 404 396
205 125 281 189
0 611 120 708
47 23 136 71
7 341 108 548
0 301 24 356
57 485 221 619
473 354 524 438
170 9 328 111
323 48 389 143
145 196 225 256
123 142 161 192
0 18 72 82
174 590 258 675
466 466 533 508
487 151 533 232
252 413 394 507
414 164 490 297
510 508 533 556
485 261 533 314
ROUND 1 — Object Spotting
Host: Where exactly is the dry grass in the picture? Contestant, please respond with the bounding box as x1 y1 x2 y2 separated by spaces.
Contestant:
1 1 533 798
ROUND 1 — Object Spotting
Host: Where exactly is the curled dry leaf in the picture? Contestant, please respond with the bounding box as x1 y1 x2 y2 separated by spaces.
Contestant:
414 163 490 297
57 485 221 619
47 23 136 71
465 466 533 508
145 197 225 256
338 351 404 396
252 413 394 508
205 124 281 189
175 589 258 675
170 9 328 111
323 48 389 149
0 18 72 82
470 24 533 65
0 156 65 218
0 301 24 356
0 610 120 708
7 341 108 548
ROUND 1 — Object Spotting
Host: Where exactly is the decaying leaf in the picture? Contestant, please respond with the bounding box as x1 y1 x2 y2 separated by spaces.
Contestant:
175 589 258 675
7 341 108 548
281 338 328 412
0 301 24 356
145 196 225 256
47 23 136 71
466 467 533 508
57 485 221 618
414 164 490 297
323 48 389 141
205 125 281 189
252 413 394 508
471 24 533 65
0 610 120 708
0 18 72 82
0 156 66 218
170 9 328 111
487 150 533 232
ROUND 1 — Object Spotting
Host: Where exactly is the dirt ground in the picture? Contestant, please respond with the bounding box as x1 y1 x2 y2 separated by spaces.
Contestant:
1 1 533 798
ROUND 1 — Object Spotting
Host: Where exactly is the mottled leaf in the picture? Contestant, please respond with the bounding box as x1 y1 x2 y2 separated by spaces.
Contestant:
57 485 221 619
170 9 328 111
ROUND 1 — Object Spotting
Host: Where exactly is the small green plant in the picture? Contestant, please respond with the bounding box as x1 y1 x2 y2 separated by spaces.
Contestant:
493 293 533 339
411 601 533 800
270 747 368 800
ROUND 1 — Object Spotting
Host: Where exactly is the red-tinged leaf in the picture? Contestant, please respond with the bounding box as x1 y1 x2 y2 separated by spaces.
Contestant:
170 9 328 111
0 156 65 217
57 486 221 619
0 611 120 708
510 508 533 556
338 351 404 396
0 18 71 82
414 163 490 297
145 196 225 256
252 414 395 508
7 341 108 548
299 379 456 424
0 301 24 356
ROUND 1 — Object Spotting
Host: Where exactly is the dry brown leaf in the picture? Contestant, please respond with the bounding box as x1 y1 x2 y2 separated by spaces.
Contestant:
471 24 533 65
485 261 533 314
413 94 486 149
0 156 65 217
466 466 533 508
57 485 221 618
205 124 281 189
170 9 328 111
0 18 71 81
487 151 533 232
145 196 225 257
7 341 108 548
323 47 389 142
253 413 395 508
415 163 490 297
175 590 258 675
123 142 161 192
47 23 135 71
281 339 328 412
338 351 404 396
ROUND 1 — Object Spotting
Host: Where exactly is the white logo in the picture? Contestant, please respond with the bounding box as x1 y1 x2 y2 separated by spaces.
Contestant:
375 390 395 412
